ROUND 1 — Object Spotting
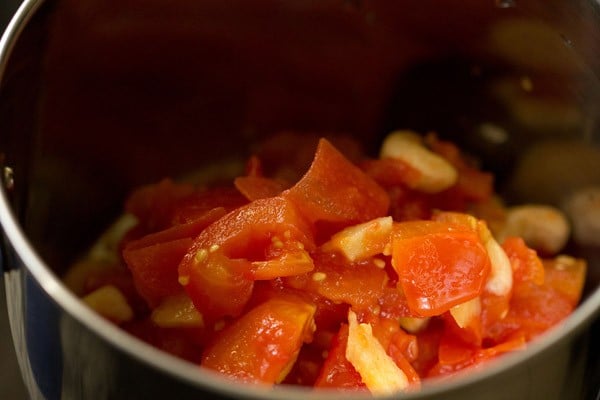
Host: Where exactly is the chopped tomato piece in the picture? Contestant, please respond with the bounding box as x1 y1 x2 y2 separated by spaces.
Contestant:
170 187 249 226
202 297 316 385
455 167 494 202
360 158 422 188
181 196 313 258
411 319 444 376
437 331 476 366
122 210 228 308
125 208 227 251
392 219 471 239
282 343 328 387
377 286 415 320
542 256 586 306
480 291 511 343
125 178 195 232
484 256 586 342
486 277 575 342
314 324 367 390
125 179 248 232
392 222 490 316
387 344 421 387
368 316 420 385
428 332 525 378
183 252 254 323
511 283 574 340
283 138 390 226
251 241 314 280
234 176 289 201
364 315 417 360
387 186 433 221
73 131 587 393
425 134 494 202
285 251 394 314
256 132 364 183
123 237 194 307
123 318 208 364
179 196 315 321
502 236 545 286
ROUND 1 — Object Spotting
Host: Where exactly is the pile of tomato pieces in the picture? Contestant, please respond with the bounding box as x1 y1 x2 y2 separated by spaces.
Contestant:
91 133 585 393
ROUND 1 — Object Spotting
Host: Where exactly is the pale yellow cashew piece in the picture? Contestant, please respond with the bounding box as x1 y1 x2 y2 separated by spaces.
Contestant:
380 131 458 194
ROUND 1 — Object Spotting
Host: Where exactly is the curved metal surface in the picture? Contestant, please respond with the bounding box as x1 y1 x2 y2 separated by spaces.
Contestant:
0 0 599 399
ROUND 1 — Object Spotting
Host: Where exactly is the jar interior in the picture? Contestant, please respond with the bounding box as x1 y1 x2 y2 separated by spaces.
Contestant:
1 0 600 294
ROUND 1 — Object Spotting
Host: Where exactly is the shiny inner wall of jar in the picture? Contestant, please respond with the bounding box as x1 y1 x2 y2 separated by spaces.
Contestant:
2 0 598 287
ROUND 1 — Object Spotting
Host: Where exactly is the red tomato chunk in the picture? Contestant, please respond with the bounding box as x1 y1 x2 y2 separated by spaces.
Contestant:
73 132 586 395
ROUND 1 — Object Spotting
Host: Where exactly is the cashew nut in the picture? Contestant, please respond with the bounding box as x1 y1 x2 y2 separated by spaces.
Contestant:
346 310 409 394
151 292 204 328
480 222 513 297
380 131 458 193
83 285 134 323
322 216 393 261
399 317 430 334
563 186 600 247
450 296 481 329
497 205 570 255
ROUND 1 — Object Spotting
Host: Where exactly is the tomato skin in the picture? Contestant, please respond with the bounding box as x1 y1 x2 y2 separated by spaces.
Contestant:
201 297 316 385
283 138 390 226
392 224 490 317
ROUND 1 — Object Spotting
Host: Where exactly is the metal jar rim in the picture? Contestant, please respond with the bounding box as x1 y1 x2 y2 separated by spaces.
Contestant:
1 1 600 399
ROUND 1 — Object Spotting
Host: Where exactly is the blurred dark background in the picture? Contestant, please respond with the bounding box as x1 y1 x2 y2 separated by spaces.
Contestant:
1 1 29 399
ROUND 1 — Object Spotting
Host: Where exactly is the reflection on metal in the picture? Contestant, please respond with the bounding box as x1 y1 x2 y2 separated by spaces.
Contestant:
4 269 44 400
560 33 575 48
2 166 14 191
495 0 516 8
